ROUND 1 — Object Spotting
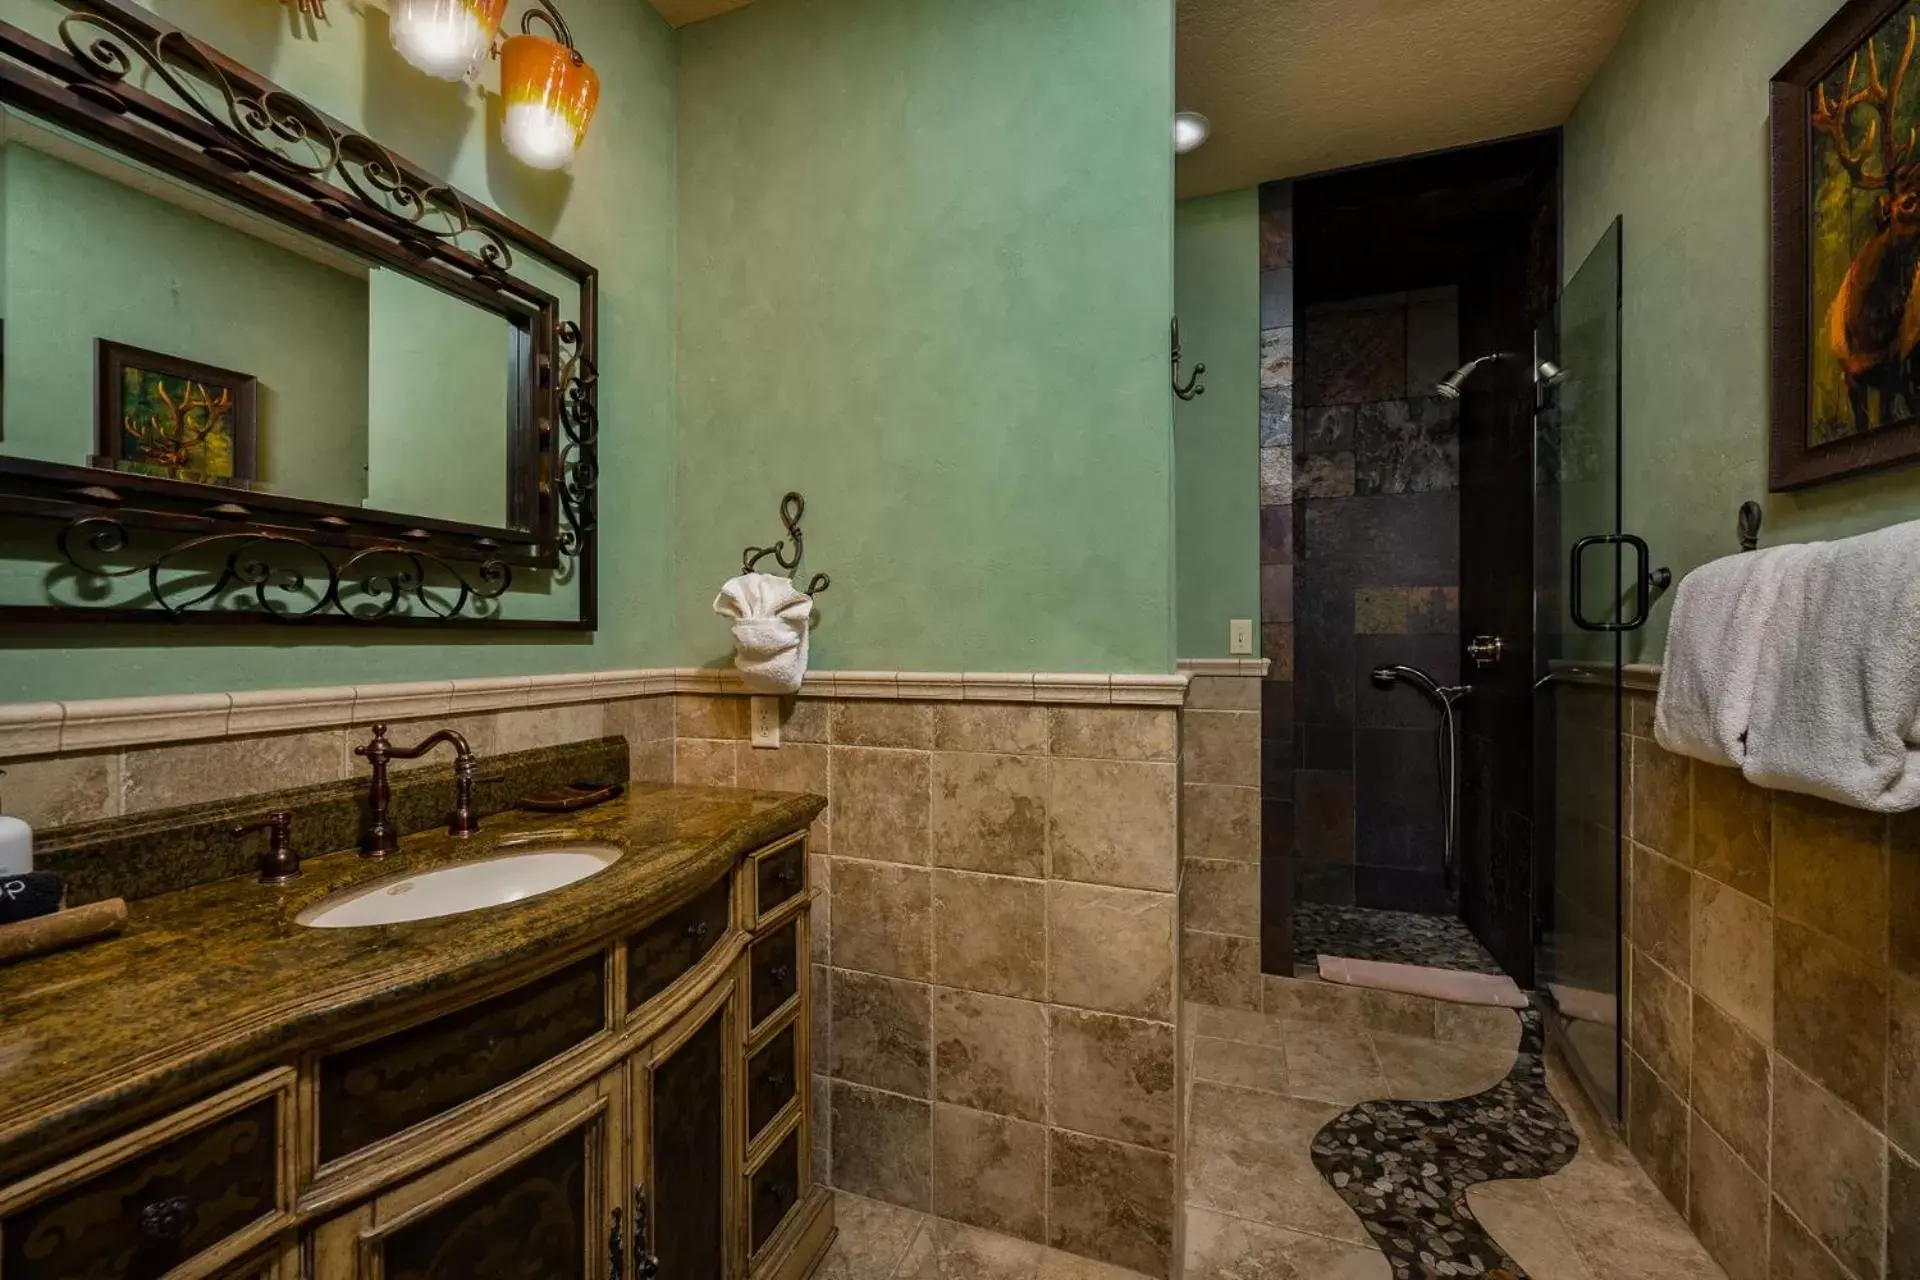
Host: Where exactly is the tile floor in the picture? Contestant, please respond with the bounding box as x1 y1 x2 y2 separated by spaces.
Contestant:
816 995 1731 1280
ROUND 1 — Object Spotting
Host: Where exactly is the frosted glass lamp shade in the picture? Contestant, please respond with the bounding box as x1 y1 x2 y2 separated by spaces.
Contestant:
390 0 507 81
501 34 600 170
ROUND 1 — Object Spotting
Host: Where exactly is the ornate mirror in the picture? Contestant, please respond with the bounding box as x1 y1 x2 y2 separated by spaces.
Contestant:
0 0 599 628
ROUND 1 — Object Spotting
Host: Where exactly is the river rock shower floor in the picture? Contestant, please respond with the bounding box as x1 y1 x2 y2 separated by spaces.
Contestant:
1294 903 1505 974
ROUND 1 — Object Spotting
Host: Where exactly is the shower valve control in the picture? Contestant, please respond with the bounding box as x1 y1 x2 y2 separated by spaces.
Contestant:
1467 635 1506 669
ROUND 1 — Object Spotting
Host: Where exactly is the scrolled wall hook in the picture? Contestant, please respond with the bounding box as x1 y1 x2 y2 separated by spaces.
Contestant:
743 491 830 596
1172 316 1206 401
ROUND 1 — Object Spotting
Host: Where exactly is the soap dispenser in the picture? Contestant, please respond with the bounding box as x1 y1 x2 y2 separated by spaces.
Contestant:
0 769 32 876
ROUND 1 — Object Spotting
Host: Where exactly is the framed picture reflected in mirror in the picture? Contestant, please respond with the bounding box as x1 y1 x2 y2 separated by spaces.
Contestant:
92 339 258 487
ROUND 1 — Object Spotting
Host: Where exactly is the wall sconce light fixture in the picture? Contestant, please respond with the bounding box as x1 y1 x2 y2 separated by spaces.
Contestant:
391 0 599 170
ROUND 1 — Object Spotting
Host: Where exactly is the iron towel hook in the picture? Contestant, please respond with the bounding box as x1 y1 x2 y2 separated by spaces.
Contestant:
742 491 831 596
1172 317 1205 401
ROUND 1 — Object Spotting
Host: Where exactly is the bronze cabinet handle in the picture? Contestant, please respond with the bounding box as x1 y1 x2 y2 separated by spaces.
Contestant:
768 963 792 984
774 865 801 887
138 1194 193 1242
609 1205 623 1280
686 919 711 943
633 1189 659 1279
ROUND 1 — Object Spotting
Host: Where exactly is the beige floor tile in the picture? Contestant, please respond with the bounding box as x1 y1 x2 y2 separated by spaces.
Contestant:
1466 1179 1595 1280
1183 1081 1369 1245
1541 1154 1729 1279
1190 1035 1289 1095
1180 1205 1389 1279
1186 1001 1291 1048
816 1192 927 1280
1276 1023 1386 1106
893 1219 1048 1278
1371 1032 1513 1101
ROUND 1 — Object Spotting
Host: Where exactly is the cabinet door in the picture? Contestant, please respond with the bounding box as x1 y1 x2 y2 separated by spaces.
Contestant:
632 978 736 1280
310 1069 625 1280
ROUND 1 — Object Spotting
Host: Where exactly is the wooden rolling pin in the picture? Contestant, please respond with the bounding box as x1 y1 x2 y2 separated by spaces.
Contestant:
0 898 127 964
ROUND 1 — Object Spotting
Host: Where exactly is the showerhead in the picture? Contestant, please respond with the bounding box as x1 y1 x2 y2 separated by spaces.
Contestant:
1370 663 1466 704
1433 353 1570 399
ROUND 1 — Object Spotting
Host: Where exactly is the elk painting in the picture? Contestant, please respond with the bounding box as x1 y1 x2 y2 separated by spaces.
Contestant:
1773 0 1920 487
93 340 257 485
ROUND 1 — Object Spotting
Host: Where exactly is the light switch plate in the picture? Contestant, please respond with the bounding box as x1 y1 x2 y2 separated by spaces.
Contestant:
1229 619 1254 655
750 696 781 749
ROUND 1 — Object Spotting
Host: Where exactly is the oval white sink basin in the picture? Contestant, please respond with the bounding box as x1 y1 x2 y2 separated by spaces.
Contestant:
297 844 622 928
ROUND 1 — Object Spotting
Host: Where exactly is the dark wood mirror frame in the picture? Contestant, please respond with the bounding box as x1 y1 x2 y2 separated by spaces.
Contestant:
0 0 599 629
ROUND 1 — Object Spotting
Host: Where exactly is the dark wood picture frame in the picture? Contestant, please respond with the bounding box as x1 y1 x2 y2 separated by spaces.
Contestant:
1772 0 1920 490
0 0 600 630
93 340 259 485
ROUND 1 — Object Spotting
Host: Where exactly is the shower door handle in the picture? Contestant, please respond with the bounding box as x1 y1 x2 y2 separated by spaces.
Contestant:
1570 534 1668 632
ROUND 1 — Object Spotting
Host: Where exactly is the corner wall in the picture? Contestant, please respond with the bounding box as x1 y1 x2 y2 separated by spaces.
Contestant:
673 0 1177 676
1562 0 1920 663
1174 189 1261 660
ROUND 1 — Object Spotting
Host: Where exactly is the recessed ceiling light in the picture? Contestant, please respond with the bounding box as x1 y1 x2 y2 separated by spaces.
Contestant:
1173 111 1211 155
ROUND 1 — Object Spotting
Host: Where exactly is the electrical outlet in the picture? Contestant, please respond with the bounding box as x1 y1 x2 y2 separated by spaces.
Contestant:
1229 619 1254 655
750 696 782 749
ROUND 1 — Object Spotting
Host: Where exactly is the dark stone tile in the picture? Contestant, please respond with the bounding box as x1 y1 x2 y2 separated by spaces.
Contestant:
1296 452 1354 500
1261 798 1295 862
1262 624 1295 680
1301 405 1355 453
1298 302 1406 406
1260 856 1294 975
1259 504 1294 565
1260 386 1292 448
1355 397 1459 496
1295 862 1353 905
1261 738 1295 794
1294 770 1354 864
1353 865 1453 913
1355 728 1445 873
1353 587 1459 636
1304 492 1460 586
1297 722 1353 771
1260 267 1294 330
1259 198 1292 270
1355 635 1461 729
1260 564 1294 623
1260 680 1294 729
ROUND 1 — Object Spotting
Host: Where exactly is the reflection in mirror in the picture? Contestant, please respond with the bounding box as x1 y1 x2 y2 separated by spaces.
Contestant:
0 108 520 531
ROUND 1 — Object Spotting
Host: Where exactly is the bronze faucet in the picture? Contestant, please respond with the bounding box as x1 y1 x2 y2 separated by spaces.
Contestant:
353 724 480 857
233 810 301 884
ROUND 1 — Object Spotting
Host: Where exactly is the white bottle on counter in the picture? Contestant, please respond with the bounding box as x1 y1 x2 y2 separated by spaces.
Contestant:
0 769 32 876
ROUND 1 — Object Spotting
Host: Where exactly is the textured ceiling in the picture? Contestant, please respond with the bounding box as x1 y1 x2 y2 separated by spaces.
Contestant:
648 0 753 27
1175 0 1641 198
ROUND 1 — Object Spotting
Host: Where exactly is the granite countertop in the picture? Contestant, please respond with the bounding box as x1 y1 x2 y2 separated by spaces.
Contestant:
0 782 824 1176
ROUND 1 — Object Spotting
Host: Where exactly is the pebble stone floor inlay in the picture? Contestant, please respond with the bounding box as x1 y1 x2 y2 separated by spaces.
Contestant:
1309 1005 1578 1278
1293 904 1506 975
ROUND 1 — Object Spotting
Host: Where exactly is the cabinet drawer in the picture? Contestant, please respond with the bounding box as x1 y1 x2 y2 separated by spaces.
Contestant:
751 836 806 924
747 1129 802 1258
317 957 605 1165
748 919 799 1028
627 872 732 1011
746 1020 798 1143
1 1073 290 1280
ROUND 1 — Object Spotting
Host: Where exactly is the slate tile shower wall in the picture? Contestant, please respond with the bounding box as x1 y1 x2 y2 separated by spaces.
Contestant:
1257 181 1297 975
673 695 1183 1279
1618 683 1920 1280
1291 285 1462 914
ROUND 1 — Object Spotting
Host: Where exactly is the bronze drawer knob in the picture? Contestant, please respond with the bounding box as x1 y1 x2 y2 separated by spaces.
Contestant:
138 1194 193 1242
768 963 792 984
686 920 711 943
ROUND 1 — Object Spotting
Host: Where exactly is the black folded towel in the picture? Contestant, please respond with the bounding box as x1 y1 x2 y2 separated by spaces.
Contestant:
0 871 64 925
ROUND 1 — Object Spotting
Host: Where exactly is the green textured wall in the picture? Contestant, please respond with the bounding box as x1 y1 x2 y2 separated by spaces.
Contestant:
1173 189 1260 657
1565 0 1920 662
673 0 1176 674
0 0 676 702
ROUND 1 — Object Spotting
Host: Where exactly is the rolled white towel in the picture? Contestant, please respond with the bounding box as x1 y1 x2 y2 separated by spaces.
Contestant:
1743 519 1920 812
714 573 814 695
1654 542 1809 767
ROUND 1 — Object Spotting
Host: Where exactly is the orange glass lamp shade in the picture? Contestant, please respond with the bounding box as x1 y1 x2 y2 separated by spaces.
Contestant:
501 34 599 170
390 0 507 82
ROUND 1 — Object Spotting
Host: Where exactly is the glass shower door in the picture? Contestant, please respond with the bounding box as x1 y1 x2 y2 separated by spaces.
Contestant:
1533 217 1624 1119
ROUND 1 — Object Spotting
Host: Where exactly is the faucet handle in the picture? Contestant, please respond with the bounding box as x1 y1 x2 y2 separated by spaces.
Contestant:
353 724 391 760
233 810 301 885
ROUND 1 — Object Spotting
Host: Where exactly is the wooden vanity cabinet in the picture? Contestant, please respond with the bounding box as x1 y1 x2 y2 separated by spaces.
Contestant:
2 832 828 1280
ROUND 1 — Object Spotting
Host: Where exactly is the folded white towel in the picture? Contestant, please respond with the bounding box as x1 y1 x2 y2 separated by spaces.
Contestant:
1743 519 1920 812
713 573 814 695
1654 543 1809 767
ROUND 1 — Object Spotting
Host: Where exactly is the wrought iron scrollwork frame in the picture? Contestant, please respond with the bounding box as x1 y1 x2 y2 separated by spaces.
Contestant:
0 0 602 630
